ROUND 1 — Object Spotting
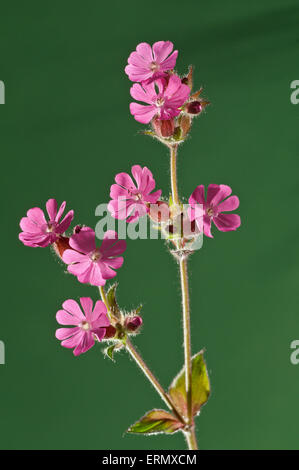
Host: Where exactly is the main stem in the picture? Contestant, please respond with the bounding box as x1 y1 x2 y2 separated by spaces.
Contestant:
98 286 186 426
169 144 198 450
179 257 193 426
170 144 180 206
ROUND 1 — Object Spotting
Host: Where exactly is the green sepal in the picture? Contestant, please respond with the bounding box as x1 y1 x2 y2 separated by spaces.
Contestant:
106 283 120 318
104 344 117 362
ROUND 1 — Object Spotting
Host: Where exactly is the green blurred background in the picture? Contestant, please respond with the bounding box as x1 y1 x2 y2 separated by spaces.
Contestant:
0 0 298 450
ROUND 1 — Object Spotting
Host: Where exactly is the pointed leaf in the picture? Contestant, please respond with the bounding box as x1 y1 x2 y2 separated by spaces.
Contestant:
127 409 184 435
169 351 210 419
104 344 117 361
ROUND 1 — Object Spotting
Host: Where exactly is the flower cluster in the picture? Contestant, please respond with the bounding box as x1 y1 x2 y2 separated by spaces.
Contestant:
19 198 130 355
18 41 241 361
125 41 209 140
108 164 162 222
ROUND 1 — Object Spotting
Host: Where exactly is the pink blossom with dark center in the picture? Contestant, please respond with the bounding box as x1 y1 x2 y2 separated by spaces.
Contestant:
129 75 190 124
188 184 241 238
125 41 178 84
19 199 74 248
62 228 126 286
56 297 110 356
108 165 162 223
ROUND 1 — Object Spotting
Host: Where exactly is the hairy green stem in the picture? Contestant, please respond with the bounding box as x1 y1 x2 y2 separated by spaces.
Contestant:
184 427 198 450
170 144 180 206
179 257 192 425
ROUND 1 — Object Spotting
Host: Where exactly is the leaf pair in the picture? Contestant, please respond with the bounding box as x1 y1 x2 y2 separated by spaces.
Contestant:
127 351 210 435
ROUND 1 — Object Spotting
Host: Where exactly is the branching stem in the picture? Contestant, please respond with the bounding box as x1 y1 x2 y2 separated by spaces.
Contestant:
98 286 186 427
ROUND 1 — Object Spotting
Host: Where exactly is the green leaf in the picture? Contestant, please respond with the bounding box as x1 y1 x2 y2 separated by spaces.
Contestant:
169 351 210 419
127 409 184 435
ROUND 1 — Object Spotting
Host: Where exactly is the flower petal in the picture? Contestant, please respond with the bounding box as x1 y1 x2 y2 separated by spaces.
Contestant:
91 300 108 324
207 184 232 206
20 217 43 234
203 214 213 238
129 103 157 124
56 326 80 340
62 249 87 264
62 299 85 320
130 83 153 104
217 195 239 212
56 210 74 234
55 201 66 222
73 332 94 356
161 50 178 71
61 330 84 349
69 228 96 254
80 297 93 320
26 207 46 225
136 42 153 62
46 199 57 221
56 309 80 326
213 213 241 232
189 185 205 206
115 172 136 191
153 41 173 62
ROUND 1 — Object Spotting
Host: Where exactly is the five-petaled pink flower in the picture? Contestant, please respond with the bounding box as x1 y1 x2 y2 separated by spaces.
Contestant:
56 297 110 356
62 228 126 286
19 199 74 248
125 41 178 84
188 184 241 238
129 75 190 124
108 165 162 223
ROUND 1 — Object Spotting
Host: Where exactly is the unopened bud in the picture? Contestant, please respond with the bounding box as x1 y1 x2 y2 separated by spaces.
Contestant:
125 316 143 333
53 236 70 259
152 117 175 137
73 225 83 234
186 101 202 115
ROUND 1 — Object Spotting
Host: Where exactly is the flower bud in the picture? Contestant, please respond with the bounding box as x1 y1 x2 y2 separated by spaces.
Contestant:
124 315 143 333
53 236 70 259
73 225 83 234
186 101 202 115
152 117 175 137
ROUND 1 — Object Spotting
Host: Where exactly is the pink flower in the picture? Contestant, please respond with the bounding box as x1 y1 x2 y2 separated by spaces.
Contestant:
188 184 241 238
108 165 162 223
125 41 178 83
129 75 190 124
56 297 110 356
19 199 74 248
62 228 126 286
